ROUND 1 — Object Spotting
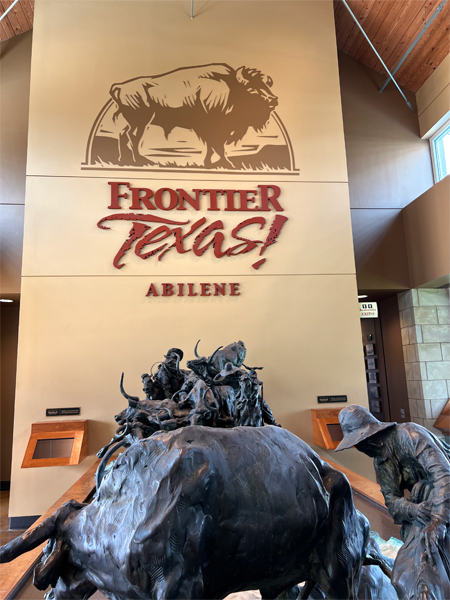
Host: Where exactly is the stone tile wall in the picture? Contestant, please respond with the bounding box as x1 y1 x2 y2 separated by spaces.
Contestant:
398 288 450 435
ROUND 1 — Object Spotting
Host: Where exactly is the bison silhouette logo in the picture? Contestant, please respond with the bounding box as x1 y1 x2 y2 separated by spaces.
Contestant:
83 63 297 173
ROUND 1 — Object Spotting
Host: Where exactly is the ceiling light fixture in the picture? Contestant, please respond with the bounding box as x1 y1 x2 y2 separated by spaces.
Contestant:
358 295 368 299
0 299 14 303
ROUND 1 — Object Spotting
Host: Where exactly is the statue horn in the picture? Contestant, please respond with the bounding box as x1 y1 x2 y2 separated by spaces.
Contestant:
120 373 139 407
95 439 127 490
176 354 182 377
194 339 201 358
208 346 223 365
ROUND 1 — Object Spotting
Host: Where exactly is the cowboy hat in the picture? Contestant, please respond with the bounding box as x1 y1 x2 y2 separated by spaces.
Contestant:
335 404 396 452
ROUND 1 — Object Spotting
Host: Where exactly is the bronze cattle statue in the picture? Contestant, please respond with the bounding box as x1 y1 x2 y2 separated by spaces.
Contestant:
110 64 278 168
1 426 376 600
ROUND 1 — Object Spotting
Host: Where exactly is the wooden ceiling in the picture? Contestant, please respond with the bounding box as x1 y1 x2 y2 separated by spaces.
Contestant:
0 1 33 41
1 0 449 92
334 0 450 92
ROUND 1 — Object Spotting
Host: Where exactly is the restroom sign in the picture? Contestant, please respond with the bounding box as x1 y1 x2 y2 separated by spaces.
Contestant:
359 302 378 318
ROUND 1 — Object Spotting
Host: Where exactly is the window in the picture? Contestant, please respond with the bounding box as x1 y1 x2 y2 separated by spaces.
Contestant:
430 120 450 182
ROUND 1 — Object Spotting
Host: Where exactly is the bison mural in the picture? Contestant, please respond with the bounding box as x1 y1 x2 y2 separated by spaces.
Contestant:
84 63 296 172
0 426 392 600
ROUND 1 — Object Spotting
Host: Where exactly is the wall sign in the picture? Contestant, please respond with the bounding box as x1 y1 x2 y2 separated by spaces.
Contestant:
98 182 289 275
46 408 81 417
146 282 240 297
83 63 298 175
317 395 348 404
359 302 378 318
87 64 295 294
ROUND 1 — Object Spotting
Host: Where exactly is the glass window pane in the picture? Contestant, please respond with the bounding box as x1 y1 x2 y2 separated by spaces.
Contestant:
33 437 74 459
433 125 450 181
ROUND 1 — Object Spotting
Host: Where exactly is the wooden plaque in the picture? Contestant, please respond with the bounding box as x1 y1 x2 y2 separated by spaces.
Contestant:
311 408 344 450
21 420 88 468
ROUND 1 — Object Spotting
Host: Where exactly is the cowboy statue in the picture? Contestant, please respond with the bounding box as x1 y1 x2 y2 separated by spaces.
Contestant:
153 347 186 399
336 404 450 600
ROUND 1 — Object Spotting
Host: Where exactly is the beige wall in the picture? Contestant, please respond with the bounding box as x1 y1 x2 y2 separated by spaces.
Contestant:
10 0 372 517
337 52 434 293
1 306 20 483
0 31 31 295
403 176 450 289
417 55 450 139
0 32 32 485
338 52 433 211
350 208 410 291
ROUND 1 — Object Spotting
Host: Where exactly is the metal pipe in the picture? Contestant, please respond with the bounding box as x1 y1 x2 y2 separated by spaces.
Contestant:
191 0 194 19
379 0 448 93
340 0 415 112
0 0 20 23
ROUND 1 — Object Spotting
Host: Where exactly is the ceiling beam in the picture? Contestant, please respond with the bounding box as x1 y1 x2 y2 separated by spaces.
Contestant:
340 0 415 112
0 0 20 23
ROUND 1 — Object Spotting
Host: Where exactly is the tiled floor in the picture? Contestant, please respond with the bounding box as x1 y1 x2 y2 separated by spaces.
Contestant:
0 490 26 546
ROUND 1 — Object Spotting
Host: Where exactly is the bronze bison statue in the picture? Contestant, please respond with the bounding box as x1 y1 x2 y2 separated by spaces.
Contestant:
1 426 388 599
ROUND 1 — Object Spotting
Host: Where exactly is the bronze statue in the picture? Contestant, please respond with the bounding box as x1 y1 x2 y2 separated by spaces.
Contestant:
336 404 450 600
97 341 279 464
1 426 390 600
0 347 402 600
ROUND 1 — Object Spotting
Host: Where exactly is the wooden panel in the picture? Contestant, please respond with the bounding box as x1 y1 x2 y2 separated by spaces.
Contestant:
352 0 391 61
311 408 344 450
335 0 450 92
0 1 34 41
359 1 406 67
0 460 98 600
19 0 33 26
401 10 450 90
30 420 87 434
395 2 448 80
21 420 88 468
364 1 410 70
0 0 448 90
0 8 15 40
382 0 437 68
337 0 366 49
368 0 423 70
341 1 373 54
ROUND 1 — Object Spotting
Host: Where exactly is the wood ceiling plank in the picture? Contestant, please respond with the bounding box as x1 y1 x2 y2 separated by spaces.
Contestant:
357 1 403 67
334 0 350 37
348 0 386 60
1 0 27 36
20 0 34 28
0 18 12 41
337 0 367 50
364 0 420 70
404 31 450 91
13 1 30 32
394 1 449 84
364 0 407 70
374 0 438 72
398 12 450 90
336 0 357 48
341 0 373 55
0 5 16 40
379 0 427 69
